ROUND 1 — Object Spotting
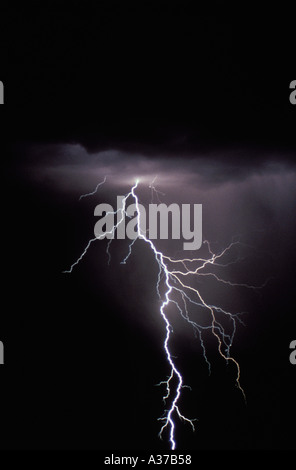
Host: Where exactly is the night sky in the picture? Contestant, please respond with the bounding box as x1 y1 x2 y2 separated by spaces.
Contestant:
1 4 296 454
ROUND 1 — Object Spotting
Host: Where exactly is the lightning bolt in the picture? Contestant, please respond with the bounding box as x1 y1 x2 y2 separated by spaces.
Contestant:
63 177 264 449
79 176 107 201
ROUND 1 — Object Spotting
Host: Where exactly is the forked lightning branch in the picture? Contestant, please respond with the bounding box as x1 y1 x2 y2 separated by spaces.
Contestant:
63 177 265 449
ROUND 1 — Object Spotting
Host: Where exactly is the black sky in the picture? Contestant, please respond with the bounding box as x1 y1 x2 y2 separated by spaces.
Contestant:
2 6 295 153
1 4 296 455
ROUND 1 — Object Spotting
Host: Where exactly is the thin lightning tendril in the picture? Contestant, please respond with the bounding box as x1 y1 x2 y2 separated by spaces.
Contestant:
79 176 107 201
63 177 264 449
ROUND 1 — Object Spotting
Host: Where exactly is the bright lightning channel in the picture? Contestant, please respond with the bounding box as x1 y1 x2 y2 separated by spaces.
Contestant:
63 177 261 449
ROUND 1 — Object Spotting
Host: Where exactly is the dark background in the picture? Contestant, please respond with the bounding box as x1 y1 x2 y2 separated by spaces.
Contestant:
0 3 295 452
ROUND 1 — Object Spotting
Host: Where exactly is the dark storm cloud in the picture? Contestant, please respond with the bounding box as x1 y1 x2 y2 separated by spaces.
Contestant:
18 142 296 263
18 142 296 197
